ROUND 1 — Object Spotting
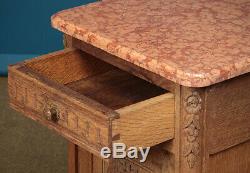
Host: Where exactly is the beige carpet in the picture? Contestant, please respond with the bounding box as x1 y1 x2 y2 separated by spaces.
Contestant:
0 77 67 173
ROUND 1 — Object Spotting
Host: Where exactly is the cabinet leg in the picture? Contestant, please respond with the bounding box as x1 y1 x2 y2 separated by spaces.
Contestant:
78 147 93 173
68 143 107 173
68 142 78 173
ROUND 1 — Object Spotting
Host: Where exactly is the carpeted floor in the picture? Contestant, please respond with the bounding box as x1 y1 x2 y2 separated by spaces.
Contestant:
0 77 67 173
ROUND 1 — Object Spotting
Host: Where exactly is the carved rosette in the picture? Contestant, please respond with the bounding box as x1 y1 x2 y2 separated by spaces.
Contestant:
183 91 202 169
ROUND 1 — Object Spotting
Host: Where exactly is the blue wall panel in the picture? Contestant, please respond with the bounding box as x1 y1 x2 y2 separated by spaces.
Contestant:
0 0 97 75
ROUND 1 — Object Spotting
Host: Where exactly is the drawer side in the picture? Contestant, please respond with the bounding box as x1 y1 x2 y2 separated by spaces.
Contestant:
112 93 175 148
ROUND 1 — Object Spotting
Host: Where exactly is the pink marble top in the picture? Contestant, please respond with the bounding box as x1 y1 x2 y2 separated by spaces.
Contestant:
51 0 250 87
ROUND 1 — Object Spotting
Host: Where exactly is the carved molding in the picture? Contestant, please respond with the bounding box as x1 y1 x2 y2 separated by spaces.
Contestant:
183 91 202 169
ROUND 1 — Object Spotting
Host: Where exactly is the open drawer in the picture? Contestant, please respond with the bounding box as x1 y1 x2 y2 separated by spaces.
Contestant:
8 48 175 156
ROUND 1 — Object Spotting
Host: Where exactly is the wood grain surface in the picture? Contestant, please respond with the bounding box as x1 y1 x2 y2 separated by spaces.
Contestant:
113 93 175 148
208 140 250 173
66 69 166 110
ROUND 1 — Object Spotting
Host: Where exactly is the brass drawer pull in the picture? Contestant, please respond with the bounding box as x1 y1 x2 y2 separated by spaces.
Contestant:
43 105 60 123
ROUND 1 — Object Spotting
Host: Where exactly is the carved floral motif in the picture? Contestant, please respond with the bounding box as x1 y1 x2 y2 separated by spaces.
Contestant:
183 92 202 169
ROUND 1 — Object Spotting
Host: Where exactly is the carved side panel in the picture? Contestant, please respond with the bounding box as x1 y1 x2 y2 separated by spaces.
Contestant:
205 73 250 154
180 89 204 173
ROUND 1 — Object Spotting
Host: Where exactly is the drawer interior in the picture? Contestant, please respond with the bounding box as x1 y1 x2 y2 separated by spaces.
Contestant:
66 70 165 110
25 49 167 110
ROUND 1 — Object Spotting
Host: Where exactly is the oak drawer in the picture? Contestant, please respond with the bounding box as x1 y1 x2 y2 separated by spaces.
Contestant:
8 48 175 156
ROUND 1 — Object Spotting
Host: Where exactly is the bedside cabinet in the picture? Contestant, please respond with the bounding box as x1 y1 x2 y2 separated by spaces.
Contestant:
8 0 250 173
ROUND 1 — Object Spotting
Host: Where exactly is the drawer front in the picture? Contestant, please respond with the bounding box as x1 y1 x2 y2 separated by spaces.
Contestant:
8 64 115 155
